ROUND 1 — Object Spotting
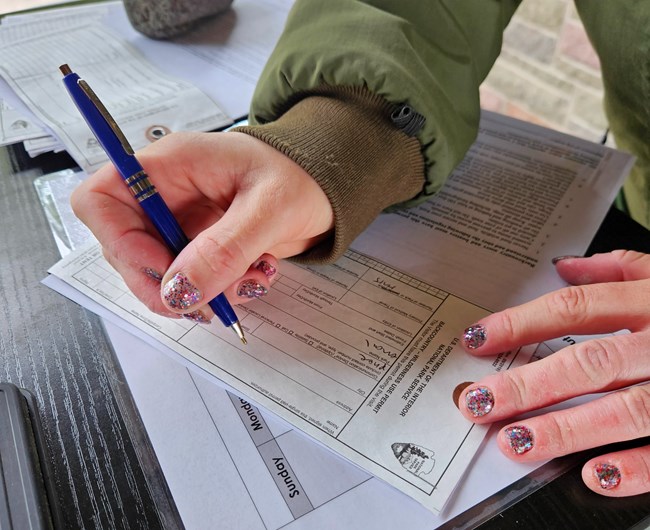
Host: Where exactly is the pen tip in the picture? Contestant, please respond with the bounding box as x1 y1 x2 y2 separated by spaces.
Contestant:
59 64 72 76
231 321 247 345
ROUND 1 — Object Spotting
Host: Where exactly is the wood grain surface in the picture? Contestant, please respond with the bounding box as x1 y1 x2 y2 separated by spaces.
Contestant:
0 145 182 529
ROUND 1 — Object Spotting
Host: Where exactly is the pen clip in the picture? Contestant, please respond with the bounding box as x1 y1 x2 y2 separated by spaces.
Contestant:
78 80 135 155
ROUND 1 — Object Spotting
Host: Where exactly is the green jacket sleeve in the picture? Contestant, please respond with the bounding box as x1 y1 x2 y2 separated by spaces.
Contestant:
575 0 650 230
236 86 426 262
249 0 521 204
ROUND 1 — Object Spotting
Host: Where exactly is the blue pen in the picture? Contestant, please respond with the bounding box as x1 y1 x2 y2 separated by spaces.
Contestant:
59 64 246 344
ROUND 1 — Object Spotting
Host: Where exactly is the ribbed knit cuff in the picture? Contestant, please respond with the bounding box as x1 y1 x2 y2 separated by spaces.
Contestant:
234 86 425 263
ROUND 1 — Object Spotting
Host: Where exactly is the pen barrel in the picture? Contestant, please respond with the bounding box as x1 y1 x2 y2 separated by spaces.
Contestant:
140 193 238 327
139 192 189 255
208 295 239 327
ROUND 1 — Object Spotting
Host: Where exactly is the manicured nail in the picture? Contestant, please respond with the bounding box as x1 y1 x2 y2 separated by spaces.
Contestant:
551 255 582 265
142 267 163 282
594 463 621 490
255 260 276 278
182 310 211 324
463 324 487 350
465 387 494 417
163 273 202 310
504 425 534 455
237 280 268 299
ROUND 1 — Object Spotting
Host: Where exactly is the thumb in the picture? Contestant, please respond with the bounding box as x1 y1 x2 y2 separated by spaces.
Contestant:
159 200 273 313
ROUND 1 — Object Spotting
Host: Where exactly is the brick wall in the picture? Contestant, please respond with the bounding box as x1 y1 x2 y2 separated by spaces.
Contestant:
480 0 609 144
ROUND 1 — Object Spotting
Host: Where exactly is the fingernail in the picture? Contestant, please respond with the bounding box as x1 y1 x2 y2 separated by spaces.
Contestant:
163 273 202 310
465 386 494 417
504 425 534 455
551 255 582 264
594 463 621 490
142 267 163 282
182 310 211 324
463 324 487 350
255 260 276 278
237 280 268 299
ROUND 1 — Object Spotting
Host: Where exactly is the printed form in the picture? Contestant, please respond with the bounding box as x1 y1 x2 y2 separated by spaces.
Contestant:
47 112 633 514
0 0 292 169
50 242 513 514
0 14 230 172
46 284 610 529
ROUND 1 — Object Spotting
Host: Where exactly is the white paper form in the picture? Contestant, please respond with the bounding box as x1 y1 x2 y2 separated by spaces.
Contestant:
0 74 54 149
49 241 518 515
0 2 112 152
102 318 542 530
0 97 46 145
103 316 376 530
103 320 388 530
40 273 608 529
0 0 293 156
356 111 635 312
0 5 231 172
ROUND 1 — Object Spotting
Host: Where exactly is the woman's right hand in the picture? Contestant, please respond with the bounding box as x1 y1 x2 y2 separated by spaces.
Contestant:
71 131 334 321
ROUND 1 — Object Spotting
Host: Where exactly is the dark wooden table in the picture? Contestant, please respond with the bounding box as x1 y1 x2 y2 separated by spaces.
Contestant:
2 141 649 529
0 144 183 529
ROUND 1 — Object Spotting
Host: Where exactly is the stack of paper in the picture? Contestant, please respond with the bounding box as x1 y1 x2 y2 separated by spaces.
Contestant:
0 0 292 169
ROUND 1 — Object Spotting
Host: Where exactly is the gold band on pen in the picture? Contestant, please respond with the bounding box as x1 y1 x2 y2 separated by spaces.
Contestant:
128 177 153 196
136 188 158 202
125 170 146 185
126 171 158 202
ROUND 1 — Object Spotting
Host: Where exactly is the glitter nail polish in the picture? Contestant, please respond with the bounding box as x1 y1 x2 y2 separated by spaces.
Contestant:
463 324 487 350
182 310 211 324
163 273 202 310
465 387 494 417
142 267 163 282
594 463 621 490
237 280 268 299
255 260 277 278
504 425 534 455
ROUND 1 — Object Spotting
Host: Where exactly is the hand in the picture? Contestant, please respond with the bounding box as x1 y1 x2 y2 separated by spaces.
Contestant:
71 131 334 321
457 250 650 497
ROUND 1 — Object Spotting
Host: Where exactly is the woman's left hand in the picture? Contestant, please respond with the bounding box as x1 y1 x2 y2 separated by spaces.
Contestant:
457 250 650 496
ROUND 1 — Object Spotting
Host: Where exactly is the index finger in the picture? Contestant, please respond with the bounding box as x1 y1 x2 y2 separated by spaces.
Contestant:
461 251 650 355
460 279 650 356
